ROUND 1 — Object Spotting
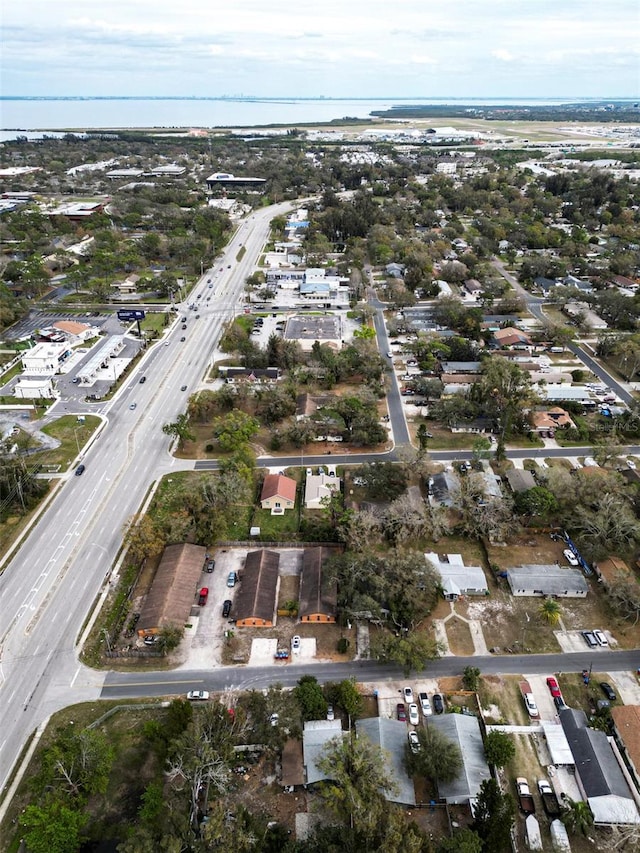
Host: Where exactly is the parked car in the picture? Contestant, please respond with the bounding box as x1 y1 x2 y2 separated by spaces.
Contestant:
408 731 420 753
433 694 444 714
186 690 209 701
226 571 237 587
582 630 598 648
291 635 301 653
222 599 232 617
419 692 432 716
198 587 209 605
554 695 569 712
396 703 407 722
546 676 561 698
408 703 419 725
205 558 215 573
563 549 579 566
269 713 279 727
593 629 608 646
403 686 414 704
626 458 637 470
326 705 335 721
600 682 616 701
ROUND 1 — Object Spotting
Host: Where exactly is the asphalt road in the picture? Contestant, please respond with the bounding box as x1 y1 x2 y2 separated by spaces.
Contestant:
0 202 294 788
100 649 640 701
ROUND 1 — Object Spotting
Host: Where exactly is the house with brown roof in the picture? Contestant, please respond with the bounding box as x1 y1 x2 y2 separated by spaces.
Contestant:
52 320 97 342
611 706 640 792
594 557 636 589
260 474 297 514
299 547 338 623
138 543 207 636
493 327 533 349
235 549 280 627
530 407 575 435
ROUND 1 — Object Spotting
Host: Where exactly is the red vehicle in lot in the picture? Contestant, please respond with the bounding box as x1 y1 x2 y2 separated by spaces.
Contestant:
397 703 407 722
198 587 209 605
546 677 562 698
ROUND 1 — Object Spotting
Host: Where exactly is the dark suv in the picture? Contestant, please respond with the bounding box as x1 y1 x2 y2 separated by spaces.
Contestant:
222 600 232 618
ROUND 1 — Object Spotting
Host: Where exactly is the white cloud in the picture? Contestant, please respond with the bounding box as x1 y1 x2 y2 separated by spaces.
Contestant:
492 50 515 62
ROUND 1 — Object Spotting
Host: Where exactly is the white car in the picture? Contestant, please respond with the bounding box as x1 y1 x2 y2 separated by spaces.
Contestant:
626 459 637 470
593 629 608 646
563 548 579 566
186 690 209 701
269 713 279 727
326 705 335 721
408 731 420 754
291 635 301 653
408 703 419 725
419 692 432 716
403 686 414 704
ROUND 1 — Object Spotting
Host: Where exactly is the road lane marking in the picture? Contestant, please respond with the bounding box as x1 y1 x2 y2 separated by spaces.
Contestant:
102 679 204 689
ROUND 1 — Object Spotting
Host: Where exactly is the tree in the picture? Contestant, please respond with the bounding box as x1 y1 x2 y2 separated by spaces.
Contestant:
514 485 558 519
371 631 441 676
20 796 87 853
211 410 259 452
437 828 483 853
605 572 640 625
472 777 516 853
483 730 516 769
317 733 398 840
326 678 364 726
462 665 481 691
405 724 462 785
539 597 562 626
37 726 114 800
355 461 409 499
293 675 327 721
562 797 594 836
162 413 195 448
572 492 640 559
122 513 166 563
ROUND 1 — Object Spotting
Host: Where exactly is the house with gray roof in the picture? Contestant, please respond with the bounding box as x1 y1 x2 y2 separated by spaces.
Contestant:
356 717 416 806
428 471 460 508
426 553 488 600
505 469 537 493
429 714 491 805
560 708 640 824
302 720 345 785
506 565 588 598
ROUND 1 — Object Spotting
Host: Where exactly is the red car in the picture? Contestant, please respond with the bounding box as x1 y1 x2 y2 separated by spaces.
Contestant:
546 676 561 698
397 703 407 722
198 587 209 605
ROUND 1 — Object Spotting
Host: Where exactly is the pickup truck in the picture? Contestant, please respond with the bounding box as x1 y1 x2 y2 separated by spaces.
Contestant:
516 777 536 814
537 779 561 817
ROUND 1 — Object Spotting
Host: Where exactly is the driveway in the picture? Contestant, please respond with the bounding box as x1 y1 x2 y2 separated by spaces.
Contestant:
525 674 557 721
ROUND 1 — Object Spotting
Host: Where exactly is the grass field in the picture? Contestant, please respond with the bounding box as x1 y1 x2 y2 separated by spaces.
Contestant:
37 414 102 469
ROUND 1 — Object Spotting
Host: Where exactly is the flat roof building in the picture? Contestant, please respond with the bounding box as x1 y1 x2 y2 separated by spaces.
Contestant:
506 564 588 598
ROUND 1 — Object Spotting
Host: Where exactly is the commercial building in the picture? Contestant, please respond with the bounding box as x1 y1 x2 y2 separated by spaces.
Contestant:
21 342 70 375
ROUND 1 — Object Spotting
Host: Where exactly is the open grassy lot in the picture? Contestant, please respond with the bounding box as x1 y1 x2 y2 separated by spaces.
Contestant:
445 616 475 656
36 414 102 469
251 506 300 539
140 311 169 334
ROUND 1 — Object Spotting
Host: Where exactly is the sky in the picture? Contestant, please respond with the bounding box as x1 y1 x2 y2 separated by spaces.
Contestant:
2 0 639 99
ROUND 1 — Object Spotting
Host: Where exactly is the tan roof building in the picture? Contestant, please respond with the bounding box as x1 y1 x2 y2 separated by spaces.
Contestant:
493 327 533 348
531 407 575 433
611 706 640 790
299 547 338 623
235 549 280 627
594 556 633 587
138 543 207 636
260 474 297 513
52 320 92 338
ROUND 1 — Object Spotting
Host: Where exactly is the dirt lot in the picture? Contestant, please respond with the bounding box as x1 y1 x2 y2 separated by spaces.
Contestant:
224 618 355 665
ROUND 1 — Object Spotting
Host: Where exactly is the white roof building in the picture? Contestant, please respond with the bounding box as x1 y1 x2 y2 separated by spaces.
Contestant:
425 553 488 599
304 472 341 510
21 342 70 376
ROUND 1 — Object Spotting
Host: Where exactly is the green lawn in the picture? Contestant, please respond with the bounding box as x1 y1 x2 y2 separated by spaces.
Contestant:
250 506 300 539
36 415 102 469
140 312 169 333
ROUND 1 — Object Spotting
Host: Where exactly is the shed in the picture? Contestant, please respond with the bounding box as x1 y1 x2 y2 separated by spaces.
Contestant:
525 814 543 851
429 714 491 805
550 819 571 852
235 549 280 627
281 738 305 788
303 720 345 784
299 547 337 623
138 543 207 636
506 565 588 598
356 717 416 806
505 469 537 493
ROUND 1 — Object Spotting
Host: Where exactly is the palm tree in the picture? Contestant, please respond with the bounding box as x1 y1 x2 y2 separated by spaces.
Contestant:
562 797 594 836
539 597 562 626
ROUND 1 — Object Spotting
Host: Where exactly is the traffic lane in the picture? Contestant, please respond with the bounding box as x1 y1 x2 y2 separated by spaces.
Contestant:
101 649 640 700
568 342 634 406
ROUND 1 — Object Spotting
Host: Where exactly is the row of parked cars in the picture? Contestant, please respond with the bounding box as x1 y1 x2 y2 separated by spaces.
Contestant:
397 686 444 723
